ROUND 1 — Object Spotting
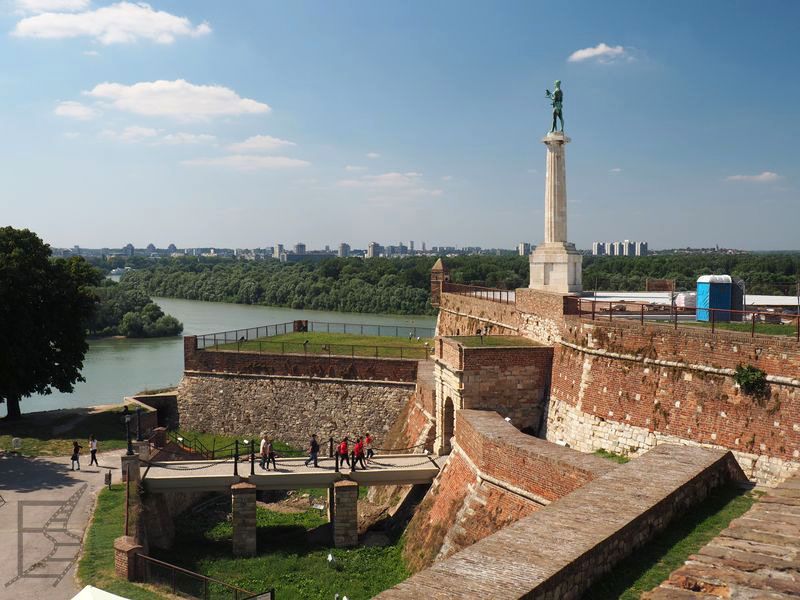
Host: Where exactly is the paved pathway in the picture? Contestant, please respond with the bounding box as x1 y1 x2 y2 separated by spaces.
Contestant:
0 450 125 600
644 471 800 599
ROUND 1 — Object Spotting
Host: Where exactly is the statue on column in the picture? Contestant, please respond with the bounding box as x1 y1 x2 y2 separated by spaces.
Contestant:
545 80 564 133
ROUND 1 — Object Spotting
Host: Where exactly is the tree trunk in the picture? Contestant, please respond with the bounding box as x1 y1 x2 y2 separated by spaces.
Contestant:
4 396 21 420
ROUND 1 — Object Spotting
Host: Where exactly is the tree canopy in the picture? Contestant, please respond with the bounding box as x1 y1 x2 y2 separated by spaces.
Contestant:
0 227 100 419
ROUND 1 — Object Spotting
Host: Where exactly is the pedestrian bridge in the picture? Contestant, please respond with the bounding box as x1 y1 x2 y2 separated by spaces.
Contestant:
142 454 440 493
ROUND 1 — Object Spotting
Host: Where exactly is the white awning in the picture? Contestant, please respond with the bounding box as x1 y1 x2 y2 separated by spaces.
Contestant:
72 585 130 600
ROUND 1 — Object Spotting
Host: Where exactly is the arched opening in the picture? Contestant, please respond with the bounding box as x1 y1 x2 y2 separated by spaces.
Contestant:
443 397 455 453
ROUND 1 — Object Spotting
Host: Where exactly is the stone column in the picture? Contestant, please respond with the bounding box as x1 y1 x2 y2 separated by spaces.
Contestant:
529 131 582 294
114 535 142 581
120 454 140 483
332 480 358 548
231 482 257 556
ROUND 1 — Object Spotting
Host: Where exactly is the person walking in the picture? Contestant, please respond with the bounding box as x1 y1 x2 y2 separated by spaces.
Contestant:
70 441 82 471
304 434 320 467
365 433 374 460
337 437 350 469
353 437 367 471
265 438 278 471
259 433 268 470
89 435 99 466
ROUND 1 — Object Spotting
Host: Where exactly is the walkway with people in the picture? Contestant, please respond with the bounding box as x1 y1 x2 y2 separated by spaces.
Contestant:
142 453 440 493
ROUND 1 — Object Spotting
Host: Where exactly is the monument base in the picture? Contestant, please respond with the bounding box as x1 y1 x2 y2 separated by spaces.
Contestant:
529 242 582 294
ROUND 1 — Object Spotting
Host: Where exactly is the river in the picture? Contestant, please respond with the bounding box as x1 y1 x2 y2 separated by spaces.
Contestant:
6 298 436 417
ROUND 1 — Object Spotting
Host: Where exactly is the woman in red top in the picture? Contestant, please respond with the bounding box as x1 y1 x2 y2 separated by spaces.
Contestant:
353 437 367 470
338 437 350 468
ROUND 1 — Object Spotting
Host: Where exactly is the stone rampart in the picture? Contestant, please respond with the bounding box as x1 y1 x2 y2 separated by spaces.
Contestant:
184 335 419 383
548 319 800 484
436 293 520 337
402 410 614 571
176 372 413 449
379 444 747 600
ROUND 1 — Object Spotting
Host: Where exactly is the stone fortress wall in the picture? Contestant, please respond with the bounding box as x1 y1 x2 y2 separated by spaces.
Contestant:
435 288 800 485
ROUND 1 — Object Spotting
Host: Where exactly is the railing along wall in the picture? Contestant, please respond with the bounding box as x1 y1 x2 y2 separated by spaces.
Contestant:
441 282 514 304
570 297 800 341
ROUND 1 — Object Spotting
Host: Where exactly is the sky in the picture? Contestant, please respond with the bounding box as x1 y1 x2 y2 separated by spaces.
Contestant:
1 1 798 251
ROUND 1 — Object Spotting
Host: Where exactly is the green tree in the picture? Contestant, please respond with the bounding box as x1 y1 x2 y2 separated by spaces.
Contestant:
0 228 100 420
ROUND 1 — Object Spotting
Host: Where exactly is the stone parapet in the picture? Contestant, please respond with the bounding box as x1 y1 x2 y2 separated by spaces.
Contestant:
120 454 140 483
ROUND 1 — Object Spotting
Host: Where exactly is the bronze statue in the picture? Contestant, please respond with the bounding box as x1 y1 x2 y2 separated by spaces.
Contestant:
545 80 564 133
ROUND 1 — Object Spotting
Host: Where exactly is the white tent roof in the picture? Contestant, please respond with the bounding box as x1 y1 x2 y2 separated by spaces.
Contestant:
72 586 130 600
697 274 733 284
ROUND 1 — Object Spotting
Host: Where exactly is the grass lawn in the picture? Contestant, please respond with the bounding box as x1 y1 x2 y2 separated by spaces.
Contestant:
594 449 631 464
684 319 797 337
0 404 147 456
583 486 757 600
174 430 308 458
161 502 408 600
209 331 433 359
77 485 166 600
449 335 542 347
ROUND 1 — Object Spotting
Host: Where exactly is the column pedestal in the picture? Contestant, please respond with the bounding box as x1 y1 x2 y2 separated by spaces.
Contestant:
529 242 583 294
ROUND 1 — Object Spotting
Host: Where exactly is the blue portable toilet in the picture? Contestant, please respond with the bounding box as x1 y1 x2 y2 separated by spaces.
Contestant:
696 275 732 322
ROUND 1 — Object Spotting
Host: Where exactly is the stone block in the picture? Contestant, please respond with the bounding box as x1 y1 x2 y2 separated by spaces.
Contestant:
332 480 359 548
232 482 257 557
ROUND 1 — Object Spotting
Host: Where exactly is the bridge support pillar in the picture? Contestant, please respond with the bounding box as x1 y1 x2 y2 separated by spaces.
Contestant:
332 480 358 548
231 482 257 556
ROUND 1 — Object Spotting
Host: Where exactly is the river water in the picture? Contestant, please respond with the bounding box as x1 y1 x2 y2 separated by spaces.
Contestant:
7 298 436 417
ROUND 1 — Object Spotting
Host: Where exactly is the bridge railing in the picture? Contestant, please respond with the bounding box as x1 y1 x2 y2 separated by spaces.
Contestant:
137 554 272 600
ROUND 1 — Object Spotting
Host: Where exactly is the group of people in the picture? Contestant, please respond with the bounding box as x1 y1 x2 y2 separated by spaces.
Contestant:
69 435 99 471
257 432 375 471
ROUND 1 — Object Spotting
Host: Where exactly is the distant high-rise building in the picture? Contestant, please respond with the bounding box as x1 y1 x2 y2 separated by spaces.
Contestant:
518 242 531 256
594 240 647 257
273 244 283 259
422 241 426 252
367 242 381 258
410 241 415 253
167 243 177 252
325 245 330 252
146 243 156 253
592 242 606 256
294 243 306 255
635 241 648 256
338 243 350 258
124 243 134 257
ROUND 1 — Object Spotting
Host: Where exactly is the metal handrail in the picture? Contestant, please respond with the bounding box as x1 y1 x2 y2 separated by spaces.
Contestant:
137 553 266 600
205 340 432 360
441 282 514 304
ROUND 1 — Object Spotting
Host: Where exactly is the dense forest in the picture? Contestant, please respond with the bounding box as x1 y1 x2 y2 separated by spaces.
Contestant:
113 253 799 316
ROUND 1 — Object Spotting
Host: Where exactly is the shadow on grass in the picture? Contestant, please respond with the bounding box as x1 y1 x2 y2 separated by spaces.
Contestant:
582 485 755 600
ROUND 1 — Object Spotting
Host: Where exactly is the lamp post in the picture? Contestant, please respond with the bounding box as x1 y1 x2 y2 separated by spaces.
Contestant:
135 406 143 442
122 406 134 456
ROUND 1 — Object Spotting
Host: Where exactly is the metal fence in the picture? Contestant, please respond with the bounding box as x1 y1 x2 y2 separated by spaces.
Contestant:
209 339 431 359
137 554 272 600
442 282 514 304
571 298 800 340
196 321 434 350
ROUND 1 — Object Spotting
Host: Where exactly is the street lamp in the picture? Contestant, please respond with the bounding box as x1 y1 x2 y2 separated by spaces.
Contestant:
122 406 134 456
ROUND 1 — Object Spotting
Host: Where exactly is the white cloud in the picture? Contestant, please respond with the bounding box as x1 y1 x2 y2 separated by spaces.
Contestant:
568 43 628 63
13 2 211 45
441 175 453 181
182 155 310 171
337 171 442 198
160 132 216 145
725 171 781 183
54 100 97 120
227 135 295 153
84 79 269 120
15 0 90 13
610 167 622 173
365 152 380 159
101 125 160 142
345 165 367 172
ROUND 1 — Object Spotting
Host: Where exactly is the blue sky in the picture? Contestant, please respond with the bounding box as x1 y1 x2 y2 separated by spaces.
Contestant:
1 1 798 251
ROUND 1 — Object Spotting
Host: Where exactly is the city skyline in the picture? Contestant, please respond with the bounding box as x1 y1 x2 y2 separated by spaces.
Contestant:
2 1 799 250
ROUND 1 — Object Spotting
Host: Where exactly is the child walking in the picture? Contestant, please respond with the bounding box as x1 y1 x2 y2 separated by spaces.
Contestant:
70 441 82 471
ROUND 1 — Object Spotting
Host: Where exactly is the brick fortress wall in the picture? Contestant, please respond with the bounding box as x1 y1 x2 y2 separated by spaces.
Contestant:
402 410 614 572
